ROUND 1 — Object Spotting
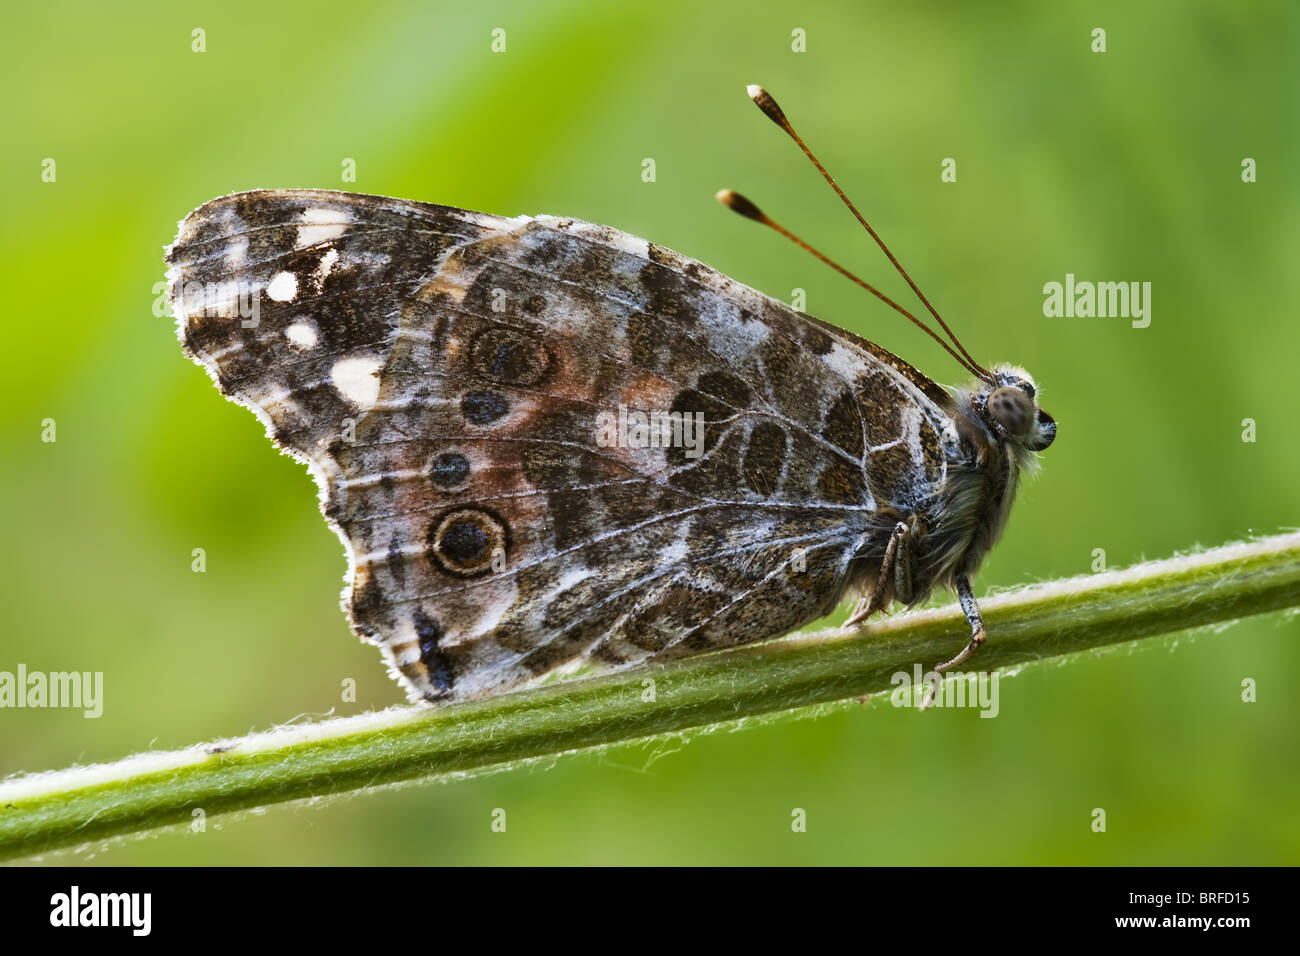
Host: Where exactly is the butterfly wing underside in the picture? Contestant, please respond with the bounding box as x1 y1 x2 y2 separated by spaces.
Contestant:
167 189 956 701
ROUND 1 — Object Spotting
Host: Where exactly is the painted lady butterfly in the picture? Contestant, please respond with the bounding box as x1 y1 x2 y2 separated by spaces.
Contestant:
164 87 1055 703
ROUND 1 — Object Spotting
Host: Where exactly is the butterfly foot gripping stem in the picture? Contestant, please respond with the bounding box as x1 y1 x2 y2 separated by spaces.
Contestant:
921 574 985 709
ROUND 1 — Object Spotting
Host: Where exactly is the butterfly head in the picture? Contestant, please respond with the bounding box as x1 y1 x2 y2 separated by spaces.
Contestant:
972 365 1056 452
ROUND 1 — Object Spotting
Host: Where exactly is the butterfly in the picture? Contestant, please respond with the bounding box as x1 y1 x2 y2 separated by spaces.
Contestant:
164 86 1055 704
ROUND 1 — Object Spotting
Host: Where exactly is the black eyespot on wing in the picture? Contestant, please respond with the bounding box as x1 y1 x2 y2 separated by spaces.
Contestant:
461 390 510 423
430 451 471 489
443 519 488 563
469 327 551 386
427 507 508 577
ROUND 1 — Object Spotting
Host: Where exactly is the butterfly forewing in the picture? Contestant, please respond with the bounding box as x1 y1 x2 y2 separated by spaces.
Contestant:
167 189 956 701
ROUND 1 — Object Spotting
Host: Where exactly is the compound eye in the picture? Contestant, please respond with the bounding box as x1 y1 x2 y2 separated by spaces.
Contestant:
1027 409 1056 451
1018 380 1036 400
987 385 1034 436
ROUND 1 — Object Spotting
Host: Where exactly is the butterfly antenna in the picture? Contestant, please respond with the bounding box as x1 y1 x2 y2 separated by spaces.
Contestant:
746 84 994 384
715 189 987 381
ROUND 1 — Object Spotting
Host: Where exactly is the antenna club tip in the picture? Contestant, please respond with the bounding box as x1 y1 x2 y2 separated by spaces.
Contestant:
715 189 765 222
746 84 789 128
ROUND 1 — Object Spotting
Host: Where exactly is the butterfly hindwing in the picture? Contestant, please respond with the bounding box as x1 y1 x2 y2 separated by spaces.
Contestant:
168 190 957 701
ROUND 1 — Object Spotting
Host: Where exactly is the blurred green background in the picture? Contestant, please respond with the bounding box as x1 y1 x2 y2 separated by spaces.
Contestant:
2 0 1297 864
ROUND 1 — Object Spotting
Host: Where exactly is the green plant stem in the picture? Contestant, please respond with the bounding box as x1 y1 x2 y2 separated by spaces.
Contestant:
2 533 1298 860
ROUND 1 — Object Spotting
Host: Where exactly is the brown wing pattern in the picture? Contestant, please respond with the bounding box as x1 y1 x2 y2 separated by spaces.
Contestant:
167 190 959 701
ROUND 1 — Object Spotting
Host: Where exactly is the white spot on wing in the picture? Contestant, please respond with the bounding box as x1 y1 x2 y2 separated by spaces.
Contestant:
659 538 688 565
330 355 383 408
225 234 248 268
553 566 594 593
607 230 650 259
821 341 868 380
393 642 421 666
314 247 340 283
296 206 350 248
284 319 319 350
940 416 960 451
267 271 298 302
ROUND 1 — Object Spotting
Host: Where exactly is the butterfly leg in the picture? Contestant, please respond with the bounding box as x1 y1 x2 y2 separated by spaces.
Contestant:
921 574 986 708
844 517 918 628
939 574 986 670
